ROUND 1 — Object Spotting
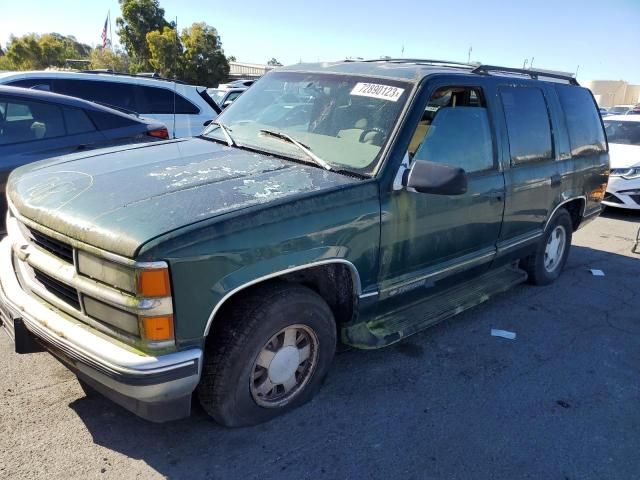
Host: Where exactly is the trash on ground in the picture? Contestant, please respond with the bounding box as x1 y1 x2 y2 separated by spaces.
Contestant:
590 269 605 276
491 329 516 340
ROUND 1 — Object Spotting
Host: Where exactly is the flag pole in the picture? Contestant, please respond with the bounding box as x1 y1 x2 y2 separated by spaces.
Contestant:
108 10 113 49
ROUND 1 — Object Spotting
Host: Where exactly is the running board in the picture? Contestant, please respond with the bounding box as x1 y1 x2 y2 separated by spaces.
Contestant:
343 266 527 348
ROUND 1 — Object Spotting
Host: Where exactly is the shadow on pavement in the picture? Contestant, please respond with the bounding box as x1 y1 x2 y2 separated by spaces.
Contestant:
68 243 640 480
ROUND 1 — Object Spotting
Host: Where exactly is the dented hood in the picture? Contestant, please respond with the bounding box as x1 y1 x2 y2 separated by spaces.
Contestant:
8 138 357 257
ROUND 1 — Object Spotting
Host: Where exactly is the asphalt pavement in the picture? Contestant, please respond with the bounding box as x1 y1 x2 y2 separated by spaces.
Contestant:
1 208 639 480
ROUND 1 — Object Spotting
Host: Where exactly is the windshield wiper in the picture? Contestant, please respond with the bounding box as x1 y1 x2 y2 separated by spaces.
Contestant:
259 129 332 171
210 121 236 147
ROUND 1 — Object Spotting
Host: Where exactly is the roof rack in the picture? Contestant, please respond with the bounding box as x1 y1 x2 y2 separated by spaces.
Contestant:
360 58 476 69
471 65 579 85
79 69 187 84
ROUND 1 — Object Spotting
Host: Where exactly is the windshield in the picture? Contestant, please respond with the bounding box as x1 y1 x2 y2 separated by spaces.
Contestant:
604 120 640 146
610 106 631 114
202 72 411 175
207 89 226 105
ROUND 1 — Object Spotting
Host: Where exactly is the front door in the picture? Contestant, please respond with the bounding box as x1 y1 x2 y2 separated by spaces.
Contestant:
378 81 505 299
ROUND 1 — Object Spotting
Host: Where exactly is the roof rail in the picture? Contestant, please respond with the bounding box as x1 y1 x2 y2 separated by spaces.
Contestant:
360 58 476 68
78 69 187 85
471 64 579 85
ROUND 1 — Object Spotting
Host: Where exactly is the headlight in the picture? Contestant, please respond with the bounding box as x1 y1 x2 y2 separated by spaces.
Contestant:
610 167 640 179
77 250 174 347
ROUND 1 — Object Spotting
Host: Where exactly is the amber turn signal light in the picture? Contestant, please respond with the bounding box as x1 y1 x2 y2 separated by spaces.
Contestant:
141 315 174 342
137 268 171 297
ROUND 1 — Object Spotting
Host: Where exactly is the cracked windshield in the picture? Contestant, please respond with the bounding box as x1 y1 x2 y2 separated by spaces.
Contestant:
203 72 410 174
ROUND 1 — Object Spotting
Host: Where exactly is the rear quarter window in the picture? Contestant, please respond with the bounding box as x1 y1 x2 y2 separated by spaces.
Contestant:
138 85 200 115
86 110 138 131
555 85 607 157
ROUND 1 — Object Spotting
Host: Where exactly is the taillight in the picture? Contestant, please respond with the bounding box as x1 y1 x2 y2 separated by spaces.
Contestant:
148 127 169 139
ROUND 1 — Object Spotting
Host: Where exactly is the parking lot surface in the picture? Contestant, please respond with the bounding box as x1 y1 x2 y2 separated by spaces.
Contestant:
1 209 639 480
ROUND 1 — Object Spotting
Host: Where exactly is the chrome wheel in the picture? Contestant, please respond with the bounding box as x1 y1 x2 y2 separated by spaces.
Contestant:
544 225 567 273
250 324 319 408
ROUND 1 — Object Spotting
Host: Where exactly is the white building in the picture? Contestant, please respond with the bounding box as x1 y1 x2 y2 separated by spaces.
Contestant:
582 80 640 108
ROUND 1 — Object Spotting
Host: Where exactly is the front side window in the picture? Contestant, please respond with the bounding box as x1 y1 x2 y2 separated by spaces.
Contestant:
0 96 65 145
604 120 640 146
556 85 606 156
202 72 411 175
409 86 494 173
500 86 553 164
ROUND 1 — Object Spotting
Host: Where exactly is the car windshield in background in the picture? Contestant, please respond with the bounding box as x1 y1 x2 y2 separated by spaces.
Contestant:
202 72 411 175
604 120 640 146
207 89 226 105
609 107 631 114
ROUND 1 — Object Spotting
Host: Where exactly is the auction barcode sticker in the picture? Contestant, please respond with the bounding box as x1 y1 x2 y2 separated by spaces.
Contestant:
350 83 405 102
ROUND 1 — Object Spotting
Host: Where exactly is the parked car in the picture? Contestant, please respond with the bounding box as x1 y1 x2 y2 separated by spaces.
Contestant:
0 60 608 427
607 104 636 116
599 106 609 116
207 87 248 108
602 115 640 209
0 85 169 232
224 79 256 88
0 70 221 138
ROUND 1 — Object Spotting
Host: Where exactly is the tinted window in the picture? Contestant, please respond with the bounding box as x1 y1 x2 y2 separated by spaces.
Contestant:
500 87 553 164
138 85 200 114
603 120 640 146
7 78 53 91
414 107 494 173
556 86 606 157
0 97 65 145
63 108 96 135
86 110 138 131
54 79 139 113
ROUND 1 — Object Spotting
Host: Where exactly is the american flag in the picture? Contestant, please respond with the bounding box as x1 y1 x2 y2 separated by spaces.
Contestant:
101 15 109 48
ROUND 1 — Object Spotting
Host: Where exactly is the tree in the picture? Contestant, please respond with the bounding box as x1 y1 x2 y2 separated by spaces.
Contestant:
2 33 92 70
267 57 282 67
5 34 43 70
147 27 181 78
180 22 229 86
227 55 236 62
116 0 170 72
89 46 130 72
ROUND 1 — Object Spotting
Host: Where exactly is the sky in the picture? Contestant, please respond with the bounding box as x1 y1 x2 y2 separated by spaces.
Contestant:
0 0 639 83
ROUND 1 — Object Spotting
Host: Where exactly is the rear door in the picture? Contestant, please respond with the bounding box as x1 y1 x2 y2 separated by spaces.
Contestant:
496 82 562 251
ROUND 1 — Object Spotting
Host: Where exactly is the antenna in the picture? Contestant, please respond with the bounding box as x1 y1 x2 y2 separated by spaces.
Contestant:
172 16 178 139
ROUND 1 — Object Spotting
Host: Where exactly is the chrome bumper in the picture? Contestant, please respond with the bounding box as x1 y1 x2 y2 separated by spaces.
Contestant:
0 236 202 422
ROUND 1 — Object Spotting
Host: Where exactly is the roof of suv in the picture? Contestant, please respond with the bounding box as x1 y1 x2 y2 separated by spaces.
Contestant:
279 59 579 85
0 70 206 89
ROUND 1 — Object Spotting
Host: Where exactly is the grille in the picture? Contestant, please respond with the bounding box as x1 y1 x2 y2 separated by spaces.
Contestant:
33 268 80 310
630 195 640 205
28 228 74 264
603 192 623 204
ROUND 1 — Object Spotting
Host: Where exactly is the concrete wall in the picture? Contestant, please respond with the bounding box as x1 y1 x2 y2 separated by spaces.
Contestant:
583 80 640 107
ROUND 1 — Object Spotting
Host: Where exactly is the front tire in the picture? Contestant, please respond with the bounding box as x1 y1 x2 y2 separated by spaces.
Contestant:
197 282 336 427
522 208 573 285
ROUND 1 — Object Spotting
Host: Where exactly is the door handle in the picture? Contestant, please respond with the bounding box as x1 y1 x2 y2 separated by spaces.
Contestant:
550 174 562 187
482 191 504 202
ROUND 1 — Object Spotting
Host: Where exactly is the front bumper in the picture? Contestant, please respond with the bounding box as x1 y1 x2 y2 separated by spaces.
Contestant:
603 176 640 210
0 237 202 422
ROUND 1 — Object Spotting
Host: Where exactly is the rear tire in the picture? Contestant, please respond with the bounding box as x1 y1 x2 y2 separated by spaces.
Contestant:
522 208 573 286
197 282 336 427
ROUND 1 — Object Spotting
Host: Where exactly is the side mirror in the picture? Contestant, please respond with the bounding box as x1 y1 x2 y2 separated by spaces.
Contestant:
402 160 467 195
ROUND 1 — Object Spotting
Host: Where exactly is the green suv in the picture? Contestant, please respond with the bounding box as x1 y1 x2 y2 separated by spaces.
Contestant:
0 60 609 426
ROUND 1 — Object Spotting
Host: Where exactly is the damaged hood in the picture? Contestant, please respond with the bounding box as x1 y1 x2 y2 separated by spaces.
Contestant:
8 138 357 257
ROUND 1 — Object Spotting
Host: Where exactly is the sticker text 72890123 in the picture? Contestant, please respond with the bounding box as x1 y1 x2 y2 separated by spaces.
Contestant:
350 83 405 102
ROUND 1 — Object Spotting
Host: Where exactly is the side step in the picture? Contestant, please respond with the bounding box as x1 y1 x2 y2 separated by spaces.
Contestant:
343 266 527 348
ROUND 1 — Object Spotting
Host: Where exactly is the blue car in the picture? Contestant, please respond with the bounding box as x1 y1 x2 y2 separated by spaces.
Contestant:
0 85 169 231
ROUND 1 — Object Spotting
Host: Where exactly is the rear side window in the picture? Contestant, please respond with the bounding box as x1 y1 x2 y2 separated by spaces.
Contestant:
138 85 200 114
54 79 139 114
63 108 96 135
86 110 138 131
500 86 553 164
0 96 65 145
556 86 606 157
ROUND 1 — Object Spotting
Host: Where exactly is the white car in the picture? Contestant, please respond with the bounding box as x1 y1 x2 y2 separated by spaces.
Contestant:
0 71 221 138
602 115 640 210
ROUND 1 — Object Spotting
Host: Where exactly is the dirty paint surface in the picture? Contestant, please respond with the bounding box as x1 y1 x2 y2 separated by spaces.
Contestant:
7 138 357 257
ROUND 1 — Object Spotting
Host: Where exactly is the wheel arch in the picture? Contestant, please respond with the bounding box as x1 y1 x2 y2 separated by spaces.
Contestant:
545 195 586 231
203 259 362 337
